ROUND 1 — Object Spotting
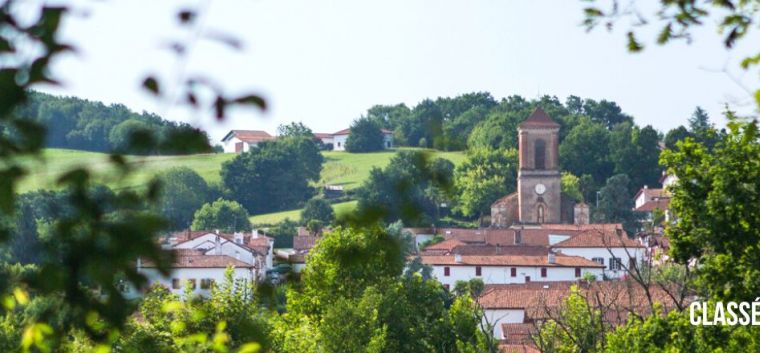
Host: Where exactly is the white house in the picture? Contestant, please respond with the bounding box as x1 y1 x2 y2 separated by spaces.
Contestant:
221 130 275 153
169 230 274 279
330 128 394 151
549 229 646 279
136 250 256 297
417 253 604 289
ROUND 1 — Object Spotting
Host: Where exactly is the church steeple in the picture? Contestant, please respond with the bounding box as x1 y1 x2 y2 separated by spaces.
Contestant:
517 108 561 224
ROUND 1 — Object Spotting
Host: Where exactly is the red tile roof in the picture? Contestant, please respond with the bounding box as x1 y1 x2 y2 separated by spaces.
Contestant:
501 324 536 344
223 130 275 143
478 282 575 309
633 188 668 202
293 236 319 251
417 254 604 268
551 229 644 248
313 133 333 139
333 128 393 136
518 108 560 129
492 191 518 206
142 253 254 269
634 198 670 212
499 344 540 353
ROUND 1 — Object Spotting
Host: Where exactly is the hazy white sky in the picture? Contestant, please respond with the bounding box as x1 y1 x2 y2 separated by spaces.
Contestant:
40 0 759 143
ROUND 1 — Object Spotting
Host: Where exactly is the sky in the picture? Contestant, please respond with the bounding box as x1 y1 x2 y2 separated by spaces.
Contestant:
39 0 759 143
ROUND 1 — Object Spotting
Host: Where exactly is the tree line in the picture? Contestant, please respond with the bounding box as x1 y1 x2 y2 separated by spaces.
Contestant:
8 91 211 154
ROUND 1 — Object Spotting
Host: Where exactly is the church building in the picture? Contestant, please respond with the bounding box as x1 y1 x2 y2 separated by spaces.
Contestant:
491 108 587 227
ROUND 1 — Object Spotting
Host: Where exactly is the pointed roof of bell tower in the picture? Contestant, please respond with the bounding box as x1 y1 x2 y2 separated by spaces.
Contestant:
519 107 560 129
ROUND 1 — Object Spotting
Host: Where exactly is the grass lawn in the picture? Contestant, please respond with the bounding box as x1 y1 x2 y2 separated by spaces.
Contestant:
17 148 465 193
249 200 358 225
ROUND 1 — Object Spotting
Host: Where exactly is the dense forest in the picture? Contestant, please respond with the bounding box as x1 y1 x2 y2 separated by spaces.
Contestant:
8 91 210 154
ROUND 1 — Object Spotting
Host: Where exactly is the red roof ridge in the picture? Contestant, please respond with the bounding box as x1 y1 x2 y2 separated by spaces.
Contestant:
518 108 560 129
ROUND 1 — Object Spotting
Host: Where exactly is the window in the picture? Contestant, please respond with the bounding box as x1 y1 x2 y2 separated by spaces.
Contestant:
510 268 517 277
337 142 341 147
537 205 545 223
629 257 636 269
444 267 450 276
525 276 531 283
200 278 214 289
475 266 482 276
575 267 581 277
188 279 197 290
592 257 604 265
171 278 181 289
534 139 546 169
515 231 522 244
540 268 547 277
609 257 622 271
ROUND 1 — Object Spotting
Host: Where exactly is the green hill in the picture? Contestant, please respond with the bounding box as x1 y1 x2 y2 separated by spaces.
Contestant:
17 148 465 194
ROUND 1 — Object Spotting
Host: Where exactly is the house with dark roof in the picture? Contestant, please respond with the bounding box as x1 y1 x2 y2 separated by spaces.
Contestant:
221 130 275 153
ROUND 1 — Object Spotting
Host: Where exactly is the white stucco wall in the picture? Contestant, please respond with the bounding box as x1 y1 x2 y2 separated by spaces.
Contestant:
383 133 394 149
174 234 256 265
552 247 644 279
430 265 603 288
482 309 526 338
222 137 253 153
136 267 254 298
333 134 349 151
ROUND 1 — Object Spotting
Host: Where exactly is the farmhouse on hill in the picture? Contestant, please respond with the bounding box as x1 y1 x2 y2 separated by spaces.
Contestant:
221 130 275 153
316 127 395 151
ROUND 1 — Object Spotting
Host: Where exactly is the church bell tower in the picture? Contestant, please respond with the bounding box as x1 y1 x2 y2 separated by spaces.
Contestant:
517 108 561 224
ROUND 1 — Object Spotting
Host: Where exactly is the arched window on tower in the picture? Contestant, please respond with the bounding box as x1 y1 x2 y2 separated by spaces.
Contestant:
534 139 546 170
537 205 545 223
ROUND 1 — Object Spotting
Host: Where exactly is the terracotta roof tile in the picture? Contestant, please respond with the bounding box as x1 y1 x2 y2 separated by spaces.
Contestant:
499 344 540 353
501 323 536 344
551 229 644 248
518 108 560 129
418 254 604 268
293 236 319 251
224 130 275 143
142 253 254 269
634 198 670 212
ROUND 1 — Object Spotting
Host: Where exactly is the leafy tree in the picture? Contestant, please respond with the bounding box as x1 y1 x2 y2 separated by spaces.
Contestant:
453 148 518 218
397 99 444 148
221 137 323 213
561 172 583 202
593 174 640 235
267 218 299 248
277 121 313 138
155 167 209 230
661 118 760 301
191 198 251 233
664 125 691 150
534 286 606 353
345 116 385 153
687 107 721 150
301 197 334 226
356 151 453 226
579 98 633 129
108 118 154 153
366 103 411 130
608 122 661 192
560 117 614 184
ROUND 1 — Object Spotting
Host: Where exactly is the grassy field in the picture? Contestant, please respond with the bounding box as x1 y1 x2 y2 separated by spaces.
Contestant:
249 200 358 225
17 148 465 193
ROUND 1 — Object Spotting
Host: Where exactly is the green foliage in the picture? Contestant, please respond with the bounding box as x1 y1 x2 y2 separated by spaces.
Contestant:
608 122 661 192
453 148 518 218
346 117 385 153
534 286 606 353
355 151 453 226
191 198 251 233
664 125 691 150
593 174 640 234
560 172 583 202
156 167 210 230
661 118 760 301
277 122 313 139
300 197 334 226
18 91 210 154
396 99 444 149
221 137 323 214
560 117 614 185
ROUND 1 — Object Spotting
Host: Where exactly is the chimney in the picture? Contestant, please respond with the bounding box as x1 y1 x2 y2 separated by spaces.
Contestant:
454 254 462 263
548 251 556 264
252 229 259 239
215 229 219 235
215 235 222 255
574 203 589 225
234 232 243 244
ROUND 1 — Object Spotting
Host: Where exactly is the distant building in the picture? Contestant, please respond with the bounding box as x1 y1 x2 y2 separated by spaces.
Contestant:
221 130 275 153
328 128 394 151
133 230 273 298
